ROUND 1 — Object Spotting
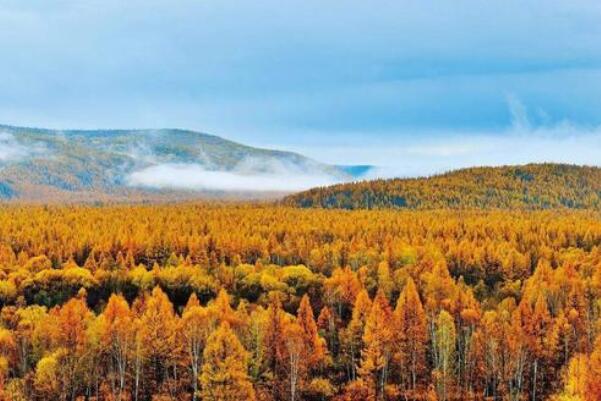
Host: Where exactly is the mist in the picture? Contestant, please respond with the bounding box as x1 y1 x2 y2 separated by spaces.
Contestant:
126 158 342 192
0 132 40 162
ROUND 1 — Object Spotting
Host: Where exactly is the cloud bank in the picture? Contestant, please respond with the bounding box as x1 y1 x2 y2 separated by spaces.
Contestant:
126 158 341 192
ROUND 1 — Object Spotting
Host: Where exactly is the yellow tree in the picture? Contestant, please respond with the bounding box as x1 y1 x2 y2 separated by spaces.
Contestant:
98 293 133 401
210 289 237 328
473 311 502 399
586 337 601 401
14 305 47 379
284 321 304 401
433 310 456 401
359 290 393 401
200 322 255 401
317 306 337 357
393 277 427 392
139 286 179 398
522 294 559 401
0 327 15 393
262 294 288 400
179 293 212 401
34 351 62 400
376 261 394 300
131 316 145 401
53 297 92 401
343 289 371 381
324 267 361 319
296 294 326 370
553 353 588 401
506 307 528 401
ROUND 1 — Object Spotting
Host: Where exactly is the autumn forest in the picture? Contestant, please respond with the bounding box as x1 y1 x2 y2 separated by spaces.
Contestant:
0 204 598 401
3 0 599 399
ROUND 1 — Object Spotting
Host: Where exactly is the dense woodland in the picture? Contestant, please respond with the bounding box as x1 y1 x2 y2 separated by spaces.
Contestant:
285 164 601 210
0 204 600 400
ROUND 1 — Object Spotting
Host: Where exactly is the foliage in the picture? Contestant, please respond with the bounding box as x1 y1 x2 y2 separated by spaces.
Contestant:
0 204 600 400
285 163 601 210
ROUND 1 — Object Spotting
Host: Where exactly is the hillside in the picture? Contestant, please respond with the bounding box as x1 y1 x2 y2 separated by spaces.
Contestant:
0 124 359 201
284 163 601 209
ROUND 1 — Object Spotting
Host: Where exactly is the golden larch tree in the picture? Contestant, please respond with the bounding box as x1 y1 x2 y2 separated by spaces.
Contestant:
393 277 427 392
200 322 255 401
359 290 393 401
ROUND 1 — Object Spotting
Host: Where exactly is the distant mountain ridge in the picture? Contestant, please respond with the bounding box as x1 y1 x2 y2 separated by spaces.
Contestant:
0 124 363 201
284 163 601 210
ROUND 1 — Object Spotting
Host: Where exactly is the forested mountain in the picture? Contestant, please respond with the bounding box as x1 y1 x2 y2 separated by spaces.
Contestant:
0 124 360 201
285 163 601 209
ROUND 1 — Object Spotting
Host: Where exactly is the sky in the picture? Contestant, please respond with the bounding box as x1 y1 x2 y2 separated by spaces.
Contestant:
1 0 601 177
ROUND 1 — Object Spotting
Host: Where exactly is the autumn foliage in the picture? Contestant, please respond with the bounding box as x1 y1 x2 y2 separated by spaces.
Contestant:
0 204 600 400
284 163 601 210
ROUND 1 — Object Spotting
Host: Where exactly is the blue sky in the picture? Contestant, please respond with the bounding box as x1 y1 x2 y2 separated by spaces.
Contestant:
1 0 601 176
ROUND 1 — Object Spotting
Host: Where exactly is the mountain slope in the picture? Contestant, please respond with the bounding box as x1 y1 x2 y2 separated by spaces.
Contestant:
0 124 357 201
284 163 601 209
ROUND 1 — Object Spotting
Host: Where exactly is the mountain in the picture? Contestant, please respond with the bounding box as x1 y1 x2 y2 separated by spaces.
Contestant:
284 163 601 210
0 124 360 201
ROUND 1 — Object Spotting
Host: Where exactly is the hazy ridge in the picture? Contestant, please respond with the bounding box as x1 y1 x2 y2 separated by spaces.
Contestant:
0 124 360 201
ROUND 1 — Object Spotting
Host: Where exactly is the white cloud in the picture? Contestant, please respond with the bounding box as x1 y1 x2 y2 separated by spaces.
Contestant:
126 158 341 192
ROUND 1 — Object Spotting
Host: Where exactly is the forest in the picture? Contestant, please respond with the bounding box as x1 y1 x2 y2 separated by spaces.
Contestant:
0 204 600 401
284 164 601 210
